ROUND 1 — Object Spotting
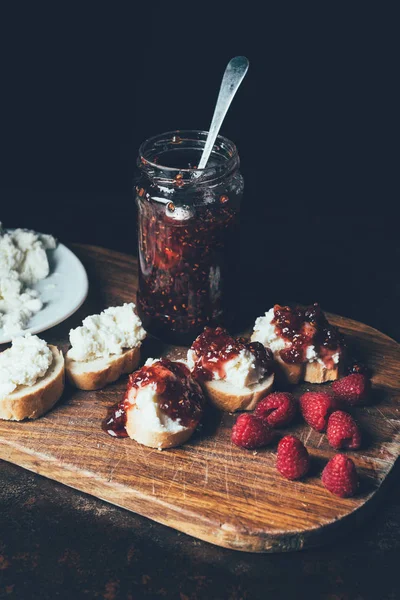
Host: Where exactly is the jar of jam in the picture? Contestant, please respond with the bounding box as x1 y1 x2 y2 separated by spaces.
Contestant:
135 130 244 345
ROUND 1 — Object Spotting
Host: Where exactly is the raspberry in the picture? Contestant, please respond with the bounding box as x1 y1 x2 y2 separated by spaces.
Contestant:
327 411 362 450
332 373 370 406
254 392 297 428
322 454 358 497
276 435 310 480
231 414 274 449
299 391 337 432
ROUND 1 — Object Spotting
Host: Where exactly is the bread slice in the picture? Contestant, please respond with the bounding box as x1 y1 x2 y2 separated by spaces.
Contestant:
203 373 275 412
0 345 65 421
272 353 340 384
304 361 340 383
273 354 304 384
125 413 196 449
65 346 141 391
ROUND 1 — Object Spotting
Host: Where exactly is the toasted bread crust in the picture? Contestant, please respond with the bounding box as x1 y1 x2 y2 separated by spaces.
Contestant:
125 414 197 449
0 346 65 421
273 355 303 384
273 353 341 384
304 361 340 383
203 373 275 412
65 346 141 390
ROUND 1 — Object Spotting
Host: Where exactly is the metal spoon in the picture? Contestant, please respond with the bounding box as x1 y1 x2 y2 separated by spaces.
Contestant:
196 56 249 173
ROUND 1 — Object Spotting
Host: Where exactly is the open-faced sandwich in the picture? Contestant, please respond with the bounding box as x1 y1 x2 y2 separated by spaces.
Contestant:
66 303 146 390
251 303 345 384
0 334 65 420
104 358 205 449
187 327 275 411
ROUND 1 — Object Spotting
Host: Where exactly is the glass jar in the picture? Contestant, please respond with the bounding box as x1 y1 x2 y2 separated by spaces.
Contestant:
135 130 244 345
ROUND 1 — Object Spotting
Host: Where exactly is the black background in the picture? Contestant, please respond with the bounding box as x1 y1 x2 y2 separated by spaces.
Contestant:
0 6 397 337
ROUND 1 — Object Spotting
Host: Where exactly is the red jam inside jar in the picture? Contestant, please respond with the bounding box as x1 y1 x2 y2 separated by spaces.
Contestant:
135 131 243 345
272 303 345 368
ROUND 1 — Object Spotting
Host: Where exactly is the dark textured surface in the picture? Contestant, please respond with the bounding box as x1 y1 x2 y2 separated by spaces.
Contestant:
0 460 399 600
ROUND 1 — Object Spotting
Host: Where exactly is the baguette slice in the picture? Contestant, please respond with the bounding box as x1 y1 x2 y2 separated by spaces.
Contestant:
304 360 340 383
0 345 65 421
272 352 341 384
125 414 196 450
250 326 343 384
272 354 304 385
203 372 275 412
65 346 141 391
124 359 204 449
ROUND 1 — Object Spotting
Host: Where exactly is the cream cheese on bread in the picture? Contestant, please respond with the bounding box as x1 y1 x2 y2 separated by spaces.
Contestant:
251 304 344 385
252 308 288 354
68 303 146 362
122 358 205 449
0 334 53 398
125 381 186 434
187 347 266 388
253 307 322 363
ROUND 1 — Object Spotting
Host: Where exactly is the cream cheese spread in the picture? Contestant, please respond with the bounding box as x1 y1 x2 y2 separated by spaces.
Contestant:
0 334 53 398
68 303 146 362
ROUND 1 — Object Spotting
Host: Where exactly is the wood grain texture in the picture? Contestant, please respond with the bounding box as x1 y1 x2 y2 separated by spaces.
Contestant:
0 244 399 553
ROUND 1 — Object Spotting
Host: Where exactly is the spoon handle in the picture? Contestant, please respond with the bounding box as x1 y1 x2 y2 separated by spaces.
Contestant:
197 56 249 171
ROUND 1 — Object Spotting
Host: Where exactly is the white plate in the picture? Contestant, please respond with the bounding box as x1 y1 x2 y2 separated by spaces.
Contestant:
0 242 89 344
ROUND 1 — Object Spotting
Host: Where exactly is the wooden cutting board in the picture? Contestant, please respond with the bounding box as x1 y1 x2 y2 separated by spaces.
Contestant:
0 244 399 553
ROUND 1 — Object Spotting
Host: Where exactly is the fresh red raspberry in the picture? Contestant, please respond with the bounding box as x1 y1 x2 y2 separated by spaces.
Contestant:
299 391 338 432
254 392 297 428
322 454 358 497
276 435 310 480
332 373 370 406
231 414 274 449
327 411 362 450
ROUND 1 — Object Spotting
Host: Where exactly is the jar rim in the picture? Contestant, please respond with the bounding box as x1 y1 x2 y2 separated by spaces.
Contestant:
138 129 239 175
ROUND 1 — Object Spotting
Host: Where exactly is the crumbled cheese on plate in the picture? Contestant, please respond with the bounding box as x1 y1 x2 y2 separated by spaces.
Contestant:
0 224 57 334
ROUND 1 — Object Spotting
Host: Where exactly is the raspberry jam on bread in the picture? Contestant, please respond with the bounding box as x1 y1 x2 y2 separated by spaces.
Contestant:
187 327 275 412
252 304 345 384
272 304 344 368
103 359 205 447
128 359 204 427
188 327 273 383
